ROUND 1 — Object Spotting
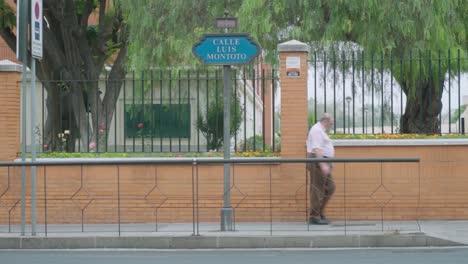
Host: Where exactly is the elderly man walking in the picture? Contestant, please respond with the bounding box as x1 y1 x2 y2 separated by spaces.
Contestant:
306 113 336 225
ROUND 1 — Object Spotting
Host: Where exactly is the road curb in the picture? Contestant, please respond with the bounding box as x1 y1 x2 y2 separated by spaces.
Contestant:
0 234 464 249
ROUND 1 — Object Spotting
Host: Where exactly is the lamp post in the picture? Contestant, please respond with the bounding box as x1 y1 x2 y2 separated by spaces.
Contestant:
346 96 352 134
364 107 368 134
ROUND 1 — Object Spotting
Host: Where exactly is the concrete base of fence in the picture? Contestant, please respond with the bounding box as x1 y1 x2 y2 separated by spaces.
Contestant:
0 234 463 249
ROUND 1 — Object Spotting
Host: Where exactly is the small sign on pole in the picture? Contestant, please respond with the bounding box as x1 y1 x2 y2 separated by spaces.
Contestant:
31 0 43 59
216 17 237 29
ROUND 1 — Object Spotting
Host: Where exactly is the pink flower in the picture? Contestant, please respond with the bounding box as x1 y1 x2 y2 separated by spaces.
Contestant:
89 142 96 149
43 144 48 149
99 122 105 129
137 123 143 129
98 129 104 135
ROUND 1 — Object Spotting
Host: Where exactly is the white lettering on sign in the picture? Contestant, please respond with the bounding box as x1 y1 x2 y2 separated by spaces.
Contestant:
207 53 247 60
212 38 240 46
206 37 248 62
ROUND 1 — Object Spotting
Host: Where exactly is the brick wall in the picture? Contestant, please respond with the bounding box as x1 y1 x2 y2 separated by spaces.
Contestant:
0 65 21 161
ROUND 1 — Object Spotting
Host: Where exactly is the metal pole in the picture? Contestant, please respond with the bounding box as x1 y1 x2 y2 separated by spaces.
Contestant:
220 13 233 231
31 58 37 236
347 102 350 134
221 64 233 231
20 63 27 236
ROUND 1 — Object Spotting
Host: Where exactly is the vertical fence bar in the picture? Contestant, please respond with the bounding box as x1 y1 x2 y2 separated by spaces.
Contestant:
44 166 47 236
68 82 72 151
178 70 182 152
123 78 127 152
380 51 384 133
215 69 219 151
196 70 200 152
457 49 461 133
314 51 317 124
42 83 45 152
324 52 327 113
362 51 365 134
243 68 247 151
428 51 433 134
96 78 100 153
196 161 199 236
390 51 394 133
342 51 346 133
192 160 196 235
206 70 210 152
269 164 272 236
141 71 145 152
409 50 413 133
169 69 173 152
187 69 191 153
132 71 136 152
262 68 266 151
104 71 108 152
160 69 163 152
371 52 375 134
332 50 336 132
272 68 276 152
253 69 257 150
418 50 423 133
438 50 442 135
59 81 62 145
151 70 154 152
234 69 238 152
114 76 118 152
400 52 403 133
352 51 356 134
117 165 121 237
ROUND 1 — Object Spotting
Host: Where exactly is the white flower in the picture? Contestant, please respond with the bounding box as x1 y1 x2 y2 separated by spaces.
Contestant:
64 130 70 135
58 133 64 138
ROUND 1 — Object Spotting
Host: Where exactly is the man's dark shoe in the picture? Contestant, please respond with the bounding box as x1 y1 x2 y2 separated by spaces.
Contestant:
309 217 329 225
320 213 330 224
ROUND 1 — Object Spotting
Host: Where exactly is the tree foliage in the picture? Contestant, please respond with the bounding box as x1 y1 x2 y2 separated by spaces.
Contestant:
123 0 466 134
0 0 128 151
196 90 243 151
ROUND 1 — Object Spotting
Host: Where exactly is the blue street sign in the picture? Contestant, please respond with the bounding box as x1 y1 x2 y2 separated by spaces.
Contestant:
193 34 260 65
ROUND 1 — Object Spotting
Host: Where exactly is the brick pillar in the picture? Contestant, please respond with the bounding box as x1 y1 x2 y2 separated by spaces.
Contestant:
276 41 310 221
0 61 22 161
278 40 310 158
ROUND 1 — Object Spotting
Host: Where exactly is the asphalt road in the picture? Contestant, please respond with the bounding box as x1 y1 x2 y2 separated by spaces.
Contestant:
2 248 468 264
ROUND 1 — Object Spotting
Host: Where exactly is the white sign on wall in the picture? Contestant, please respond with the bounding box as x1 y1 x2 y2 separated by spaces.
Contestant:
286 56 301 77
31 0 43 59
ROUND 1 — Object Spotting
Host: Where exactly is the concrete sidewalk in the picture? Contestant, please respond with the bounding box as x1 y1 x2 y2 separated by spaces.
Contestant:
0 221 467 249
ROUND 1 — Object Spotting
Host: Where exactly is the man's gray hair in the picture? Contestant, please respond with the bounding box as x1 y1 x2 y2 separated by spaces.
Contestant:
320 112 332 122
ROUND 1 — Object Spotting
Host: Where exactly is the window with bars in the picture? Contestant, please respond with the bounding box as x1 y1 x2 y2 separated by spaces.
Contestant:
124 104 191 138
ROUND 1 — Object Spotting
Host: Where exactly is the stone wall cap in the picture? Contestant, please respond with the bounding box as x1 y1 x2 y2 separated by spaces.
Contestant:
278 40 310 52
0 60 22 72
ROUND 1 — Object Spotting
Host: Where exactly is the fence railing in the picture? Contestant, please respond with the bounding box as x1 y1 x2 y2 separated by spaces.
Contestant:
0 157 421 236
30 67 278 153
22 49 468 154
309 49 468 135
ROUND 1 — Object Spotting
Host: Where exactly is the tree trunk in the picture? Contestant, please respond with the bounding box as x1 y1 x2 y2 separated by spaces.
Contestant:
400 81 443 134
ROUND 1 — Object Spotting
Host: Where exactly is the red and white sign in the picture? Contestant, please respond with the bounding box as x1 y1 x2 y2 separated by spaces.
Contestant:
31 0 43 59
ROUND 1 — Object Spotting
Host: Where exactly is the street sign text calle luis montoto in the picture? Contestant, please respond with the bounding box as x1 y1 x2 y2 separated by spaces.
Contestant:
193 34 260 65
